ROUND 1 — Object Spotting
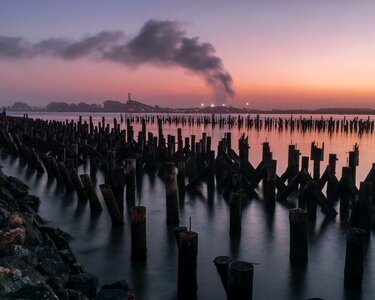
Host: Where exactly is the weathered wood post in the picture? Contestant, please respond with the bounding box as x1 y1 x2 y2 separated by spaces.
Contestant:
264 159 277 205
344 227 365 289
327 153 337 200
177 161 186 192
239 135 249 163
288 144 300 184
230 192 242 236
226 132 232 151
178 230 198 299
131 206 147 261
339 167 352 216
310 142 324 181
174 226 187 245
50 157 64 183
71 143 79 169
213 256 233 294
289 208 308 262
207 150 216 199
165 162 179 225
301 156 309 172
58 161 75 191
80 174 102 212
110 167 126 215
99 184 124 225
348 144 359 187
69 168 88 201
228 261 254 300
350 182 372 233
262 142 270 162
126 158 136 207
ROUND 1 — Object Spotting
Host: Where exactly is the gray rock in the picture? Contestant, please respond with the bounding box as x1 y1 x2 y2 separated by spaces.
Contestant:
95 289 128 300
46 276 68 300
0 253 38 270
39 227 72 250
36 240 70 284
67 288 89 300
66 274 99 299
23 219 42 246
17 195 41 211
37 257 70 284
102 280 131 292
58 248 77 267
101 281 131 292
4 282 58 299
0 188 15 202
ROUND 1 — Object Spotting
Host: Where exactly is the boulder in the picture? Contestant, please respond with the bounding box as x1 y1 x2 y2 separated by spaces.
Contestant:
95 288 129 300
0 227 26 257
0 267 45 295
102 281 131 292
39 227 72 250
36 240 70 284
17 194 41 211
3 282 58 299
46 276 68 300
6 213 24 228
7 176 29 198
67 288 90 300
66 274 99 298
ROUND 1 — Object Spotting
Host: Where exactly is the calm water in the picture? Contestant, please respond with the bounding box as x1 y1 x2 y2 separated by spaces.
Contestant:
2 112 375 300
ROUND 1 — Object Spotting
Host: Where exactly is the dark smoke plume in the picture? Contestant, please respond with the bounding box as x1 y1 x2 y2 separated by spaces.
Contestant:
0 20 234 103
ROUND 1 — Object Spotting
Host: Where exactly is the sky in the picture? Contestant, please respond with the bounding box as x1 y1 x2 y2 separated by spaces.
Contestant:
1 0 375 109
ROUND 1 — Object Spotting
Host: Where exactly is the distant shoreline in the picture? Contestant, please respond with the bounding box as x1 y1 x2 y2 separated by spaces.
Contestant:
5 99 375 115
7 109 375 116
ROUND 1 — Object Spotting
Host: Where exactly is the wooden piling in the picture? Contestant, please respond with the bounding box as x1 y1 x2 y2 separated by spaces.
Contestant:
344 227 365 289
99 184 124 225
111 167 126 215
289 208 308 262
58 161 75 191
178 230 198 299
228 261 254 300
350 182 372 233
69 168 88 201
213 256 233 294
80 174 102 212
339 167 352 216
131 206 147 261
165 162 179 225
126 158 136 206
264 159 277 205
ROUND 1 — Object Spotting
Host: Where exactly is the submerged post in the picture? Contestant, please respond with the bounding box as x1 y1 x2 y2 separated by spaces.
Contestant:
213 256 233 294
178 230 198 299
126 158 136 207
289 208 308 262
344 227 365 289
80 174 102 212
165 162 179 225
131 206 147 261
228 261 254 300
99 184 124 225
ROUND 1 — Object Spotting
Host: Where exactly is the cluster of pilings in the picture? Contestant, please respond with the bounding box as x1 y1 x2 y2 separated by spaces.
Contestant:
119 113 375 135
0 115 374 298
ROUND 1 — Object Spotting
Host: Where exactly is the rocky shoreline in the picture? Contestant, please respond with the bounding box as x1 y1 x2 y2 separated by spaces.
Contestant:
0 167 134 299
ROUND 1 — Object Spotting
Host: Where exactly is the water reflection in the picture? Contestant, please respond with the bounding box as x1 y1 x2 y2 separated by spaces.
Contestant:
289 261 307 299
2 112 375 299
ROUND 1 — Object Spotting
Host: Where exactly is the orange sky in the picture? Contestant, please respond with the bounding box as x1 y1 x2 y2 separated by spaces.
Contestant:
1 1 375 108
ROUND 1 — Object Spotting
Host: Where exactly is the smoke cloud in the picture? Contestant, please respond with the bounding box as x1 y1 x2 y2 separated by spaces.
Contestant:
0 20 234 104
